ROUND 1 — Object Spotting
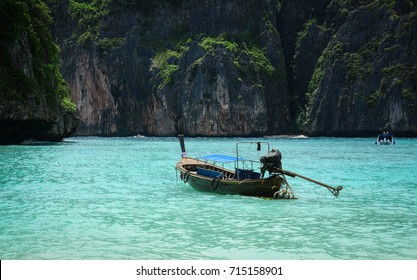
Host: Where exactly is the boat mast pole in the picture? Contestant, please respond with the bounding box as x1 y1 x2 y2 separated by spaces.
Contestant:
178 134 187 157
236 142 240 179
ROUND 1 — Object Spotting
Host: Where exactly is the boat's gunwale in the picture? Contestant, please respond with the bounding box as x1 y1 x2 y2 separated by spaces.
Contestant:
176 157 281 184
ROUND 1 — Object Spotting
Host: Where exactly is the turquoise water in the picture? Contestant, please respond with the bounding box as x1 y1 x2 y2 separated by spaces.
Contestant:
1 137 417 260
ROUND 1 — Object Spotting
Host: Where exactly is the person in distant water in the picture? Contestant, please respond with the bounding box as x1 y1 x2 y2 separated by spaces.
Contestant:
386 131 391 143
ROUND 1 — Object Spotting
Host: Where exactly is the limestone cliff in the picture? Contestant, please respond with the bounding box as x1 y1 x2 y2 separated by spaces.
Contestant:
47 0 417 137
49 0 290 136
0 0 78 144
293 0 417 136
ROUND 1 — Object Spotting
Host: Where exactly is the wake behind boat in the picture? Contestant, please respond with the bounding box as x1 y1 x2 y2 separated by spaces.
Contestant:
176 135 343 199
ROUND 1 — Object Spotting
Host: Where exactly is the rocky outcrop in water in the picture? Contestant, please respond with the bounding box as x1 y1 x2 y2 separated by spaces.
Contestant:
47 0 417 137
0 0 78 144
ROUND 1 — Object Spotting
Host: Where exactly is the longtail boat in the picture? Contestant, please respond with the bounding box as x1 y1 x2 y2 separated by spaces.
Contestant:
375 132 395 145
176 135 343 199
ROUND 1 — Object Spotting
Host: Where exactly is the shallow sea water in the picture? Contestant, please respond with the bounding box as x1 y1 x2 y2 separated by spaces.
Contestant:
0 137 416 260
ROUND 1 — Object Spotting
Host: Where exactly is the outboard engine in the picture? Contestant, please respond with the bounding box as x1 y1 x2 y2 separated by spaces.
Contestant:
260 149 282 178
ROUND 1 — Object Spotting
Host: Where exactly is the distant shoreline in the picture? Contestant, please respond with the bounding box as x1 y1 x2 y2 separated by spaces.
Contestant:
264 134 309 139
68 132 417 139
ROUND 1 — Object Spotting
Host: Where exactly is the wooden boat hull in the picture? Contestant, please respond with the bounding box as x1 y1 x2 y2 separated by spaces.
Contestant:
176 157 283 198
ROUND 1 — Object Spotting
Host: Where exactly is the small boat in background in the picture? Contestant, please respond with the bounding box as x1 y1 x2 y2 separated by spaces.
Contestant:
176 135 343 199
375 132 395 145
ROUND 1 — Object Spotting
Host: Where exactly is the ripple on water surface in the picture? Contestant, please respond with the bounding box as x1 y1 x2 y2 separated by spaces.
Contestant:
0 137 417 259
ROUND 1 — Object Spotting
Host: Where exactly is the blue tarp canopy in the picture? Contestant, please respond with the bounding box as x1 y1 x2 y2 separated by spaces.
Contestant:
199 154 245 163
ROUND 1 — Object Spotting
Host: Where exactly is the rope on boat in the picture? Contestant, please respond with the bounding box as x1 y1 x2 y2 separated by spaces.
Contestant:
273 174 296 199
211 176 220 191
183 171 190 183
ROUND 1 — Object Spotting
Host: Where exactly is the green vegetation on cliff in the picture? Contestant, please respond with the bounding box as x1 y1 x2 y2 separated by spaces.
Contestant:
0 0 76 114
67 0 111 46
150 33 276 90
199 34 276 76
151 41 190 89
63 0 184 48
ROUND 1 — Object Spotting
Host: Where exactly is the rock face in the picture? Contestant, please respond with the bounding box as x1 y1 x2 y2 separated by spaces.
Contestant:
142 0 290 136
297 0 417 136
48 0 417 137
51 0 290 136
63 49 119 135
0 0 78 144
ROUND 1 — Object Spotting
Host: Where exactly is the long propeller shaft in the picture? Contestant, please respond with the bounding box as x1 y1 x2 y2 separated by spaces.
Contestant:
281 169 343 197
